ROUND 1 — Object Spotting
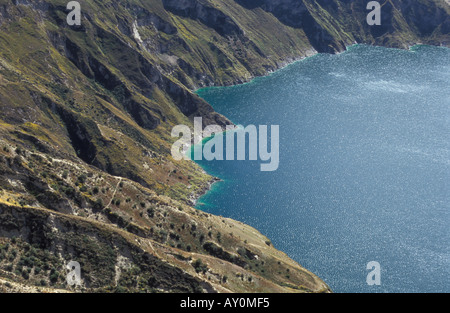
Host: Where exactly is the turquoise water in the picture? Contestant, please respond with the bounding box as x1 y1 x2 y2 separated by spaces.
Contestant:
193 45 450 293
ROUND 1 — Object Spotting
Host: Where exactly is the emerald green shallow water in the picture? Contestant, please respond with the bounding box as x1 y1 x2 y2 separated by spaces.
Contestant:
193 45 450 293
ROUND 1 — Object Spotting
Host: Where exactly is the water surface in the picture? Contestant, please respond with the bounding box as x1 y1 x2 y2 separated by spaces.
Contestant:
194 45 450 293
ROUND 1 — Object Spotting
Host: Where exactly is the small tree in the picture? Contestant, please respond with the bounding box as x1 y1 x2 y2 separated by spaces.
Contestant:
193 259 208 274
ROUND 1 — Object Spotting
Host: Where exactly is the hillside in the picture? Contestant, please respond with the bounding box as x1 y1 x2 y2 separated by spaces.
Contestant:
0 0 448 292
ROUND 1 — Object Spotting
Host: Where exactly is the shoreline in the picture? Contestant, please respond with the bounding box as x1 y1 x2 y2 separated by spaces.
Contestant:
188 175 221 207
184 125 240 207
194 48 318 93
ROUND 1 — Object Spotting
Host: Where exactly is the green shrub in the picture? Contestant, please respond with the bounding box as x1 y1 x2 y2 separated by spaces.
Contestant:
193 259 208 274
216 232 222 243
22 269 29 280
77 174 87 184
93 198 104 210
50 272 58 283
79 186 88 192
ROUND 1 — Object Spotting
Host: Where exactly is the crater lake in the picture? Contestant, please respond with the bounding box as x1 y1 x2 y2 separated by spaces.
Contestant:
192 44 450 293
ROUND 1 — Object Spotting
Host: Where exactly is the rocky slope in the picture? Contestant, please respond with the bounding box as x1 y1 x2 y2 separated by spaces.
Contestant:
0 0 448 292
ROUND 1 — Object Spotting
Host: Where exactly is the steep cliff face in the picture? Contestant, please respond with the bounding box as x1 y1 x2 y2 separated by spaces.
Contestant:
233 0 449 52
0 0 448 293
